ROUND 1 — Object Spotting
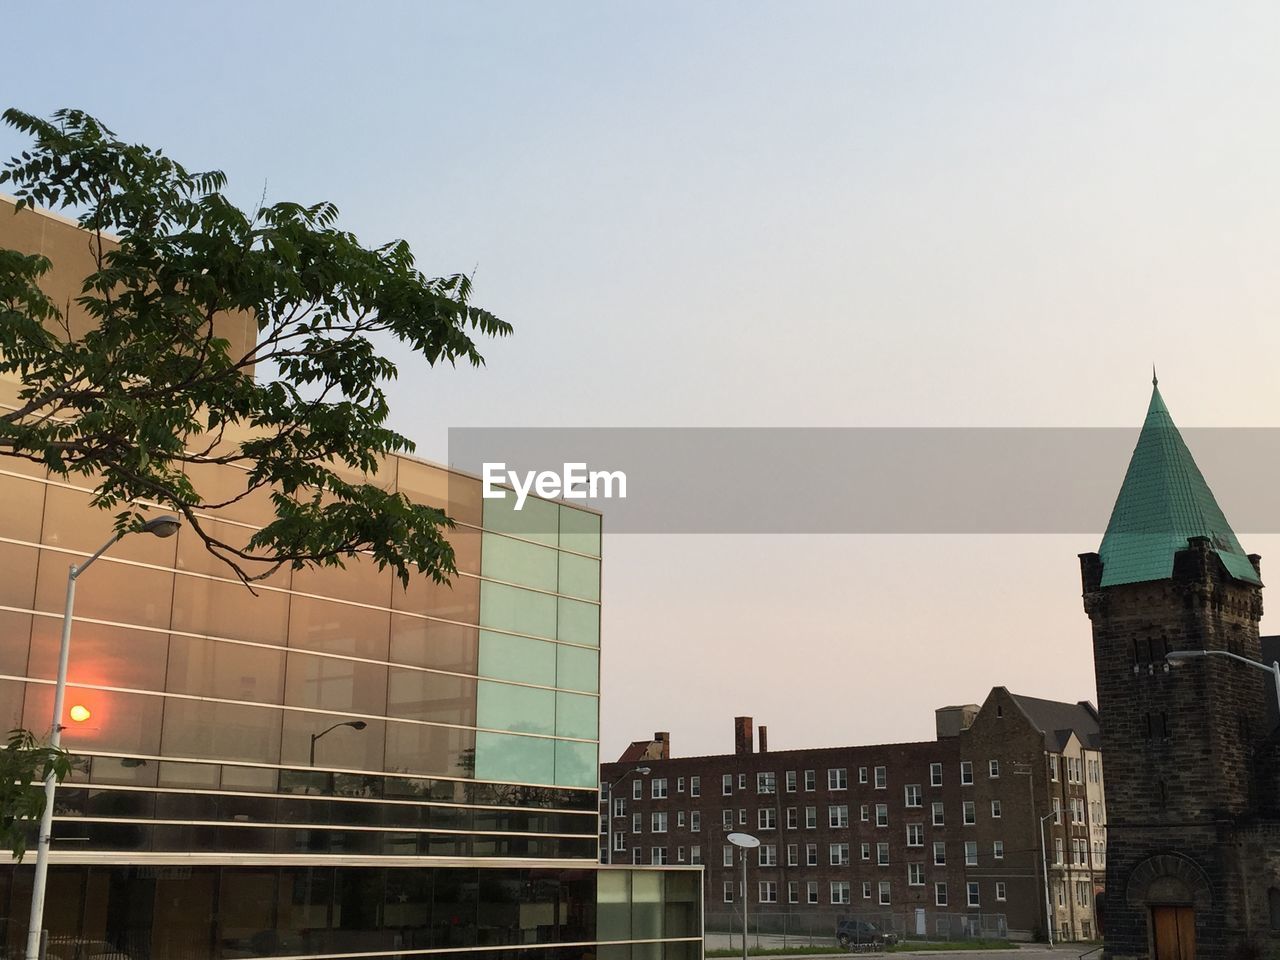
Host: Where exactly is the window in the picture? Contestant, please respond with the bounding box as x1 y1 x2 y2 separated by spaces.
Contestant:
830 842 850 866
788 881 799 904
807 882 818 905
691 776 700 797
613 832 626 852
786 807 798 829
861 842 871 861
877 842 890 866
932 801 945 826
862 880 873 899
785 770 797 793
993 840 1004 860
722 774 733 796
989 759 1000 779
739 809 747 825
965 841 978 866
738 773 746 790
1050 755 1059 781
787 843 798 866
991 799 1001 818
632 813 642 834
806 844 818 866
691 811 701 832
757 771 776 795
677 776 685 793
758 808 777 831
723 882 734 903
933 841 946 865
828 768 848 790
613 798 624 818
723 845 734 867
632 848 641 864
905 784 922 807
652 778 667 799
722 809 732 829
963 801 976 825
935 883 948 907
967 882 980 907
677 846 685 863
876 803 889 827
758 844 776 867
879 881 891 905
831 882 851 905
651 847 668 865
633 780 643 800
1054 838 1064 865
677 811 685 828
859 766 868 784
875 765 887 789
829 804 849 828
861 804 869 822
652 812 667 833
930 762 943 787
805 806 817 829
960 761 973 785
804 769 816 791
1053 798 1062 824
907 823 923 846
908 863 924 886
691 845 702 864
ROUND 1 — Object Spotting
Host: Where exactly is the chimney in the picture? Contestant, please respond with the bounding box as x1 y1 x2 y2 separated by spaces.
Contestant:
654 731 670 760
734 716 754 756
758 725 769 753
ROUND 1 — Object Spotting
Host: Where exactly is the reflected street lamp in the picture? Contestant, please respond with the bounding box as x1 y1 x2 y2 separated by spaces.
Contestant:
1165 649 1280 710
727 831 760 960
309 720 368 767
26 514 182 960
602 766 650 864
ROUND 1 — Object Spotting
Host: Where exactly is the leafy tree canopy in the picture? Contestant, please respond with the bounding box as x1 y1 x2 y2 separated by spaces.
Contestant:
0 730 71 860
0 107 510 585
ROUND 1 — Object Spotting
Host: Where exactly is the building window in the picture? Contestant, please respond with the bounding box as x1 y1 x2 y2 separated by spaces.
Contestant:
633 780 643 800
632 848 641 864
930 762 943 787
1050 755 1059 781
905 784 922 807
965 841 978 866
691 811 701 832
723 845 734 867
757 772 776 795
932 802 945 826
677 776 685 793
933 841 946 865
632 813 642 834
875 766 887 789
989 759 1000 779
677 846 685 863
804 769 816 791
785 770 797 793
828 768 848 790
787 843 798 867
651 847 668 865
724 882 734 903
652 812 667 833
875 803 889 827
863 881 873 900
1053 798 1061 824
613 798 625 818
830 842 850 866
861 842 871 861
967 882 980 908
723 774 733 796
738 773 746 790
907 823 923 847
831 882 851 905
722 809 732 829
991 799 1001 819
830 804 850 828
691 845 702 864
788 881 799 904
677 811 685 828
691 776 700 797
652 778 667 799
806 844 818 866
758 844 776 867
935 883 948 907
786 807 798 829
807 883 818 905
879 881 891 906
993 840 1004 860
805 806 817 829
861 804 869 822
908 863 924 886
963 801 976 825
877 842 890 866
758 808 776 831
859 766 868 784
738 809 747 825
960 761 973 785
613 832 626 852
1055 838 1064 865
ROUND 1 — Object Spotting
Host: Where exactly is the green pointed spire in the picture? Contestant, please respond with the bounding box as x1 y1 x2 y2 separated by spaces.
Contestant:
1098 381 1261 588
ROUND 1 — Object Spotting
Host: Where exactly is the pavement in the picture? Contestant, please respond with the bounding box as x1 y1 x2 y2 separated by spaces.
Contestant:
705 943 1092 960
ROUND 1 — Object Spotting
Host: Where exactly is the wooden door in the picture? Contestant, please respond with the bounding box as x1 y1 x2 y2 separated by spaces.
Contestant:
1152 905 1195 960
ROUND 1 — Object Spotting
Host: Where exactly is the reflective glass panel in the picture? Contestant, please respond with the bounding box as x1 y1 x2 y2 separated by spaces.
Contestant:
477 631 555 688
166 635 284 704
288 597 390 661
478 582 556 639
480 532 557 592
477 680 554 736
557 551 600 601
28 618 169 691
481 489 558 546
387 668 476 725
0 472 44 544
396 458 482 528
0 610 33 678
555 691 599 740
389 616 477 674
280 713 385 773
392 566 479 623
557 597 599 647
35 552 174 631
172 574 289 646
554 739 598 788
284 652 387 716
383 723 475 779
473 731 554 785
555 645 599 694
559 505 602 557
160 697 283 765
0 542 38 611
23 683 163 756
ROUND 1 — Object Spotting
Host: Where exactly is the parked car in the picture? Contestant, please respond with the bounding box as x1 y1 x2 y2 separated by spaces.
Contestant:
836 918 899 949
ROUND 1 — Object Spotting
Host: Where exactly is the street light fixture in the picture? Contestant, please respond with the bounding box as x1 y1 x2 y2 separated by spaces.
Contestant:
1165 649 1280 709
309 720 368 767
727 831 760 960
1012 764 1056 947
602 766 651 864
25 514 182 960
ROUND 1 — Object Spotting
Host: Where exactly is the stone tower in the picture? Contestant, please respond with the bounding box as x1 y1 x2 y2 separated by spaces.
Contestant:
1080 379 1268 960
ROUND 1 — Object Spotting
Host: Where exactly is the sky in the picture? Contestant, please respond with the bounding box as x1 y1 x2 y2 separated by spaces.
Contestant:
5 1 1280 760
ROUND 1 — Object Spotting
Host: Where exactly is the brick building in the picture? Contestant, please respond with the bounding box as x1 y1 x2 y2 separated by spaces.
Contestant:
602 688 1106 941
1081 377 1280 960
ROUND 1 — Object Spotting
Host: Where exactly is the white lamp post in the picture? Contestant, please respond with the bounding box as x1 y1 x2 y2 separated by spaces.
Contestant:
1012 763 1056 947
1165 648 1280 709
602 766 650 865
727 831 760 960
25 515 181 960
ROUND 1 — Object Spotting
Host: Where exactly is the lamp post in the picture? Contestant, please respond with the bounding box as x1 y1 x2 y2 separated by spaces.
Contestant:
601 766 650 864
1012 764 1056 947
308 720 368 768
1165 649 1280 709
727 831 760 960
25 515 182 960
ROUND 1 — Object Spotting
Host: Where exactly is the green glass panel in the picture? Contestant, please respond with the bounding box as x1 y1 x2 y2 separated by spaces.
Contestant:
481 531 558 592
558 550 600 601
480 581 557 639
477 679 555 736
556 645 599 694
479 631 556 687
597 870 631 942
554 739 599 788
663 871 701 938
632 871 664 941
560 505 602 557
474 730 555 785
556 691 599 739
558 596 600 647
483 488 558 546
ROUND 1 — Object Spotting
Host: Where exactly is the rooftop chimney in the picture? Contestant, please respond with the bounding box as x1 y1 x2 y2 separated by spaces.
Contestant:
734 716 754 756
758 725 769 753
653 731 670 760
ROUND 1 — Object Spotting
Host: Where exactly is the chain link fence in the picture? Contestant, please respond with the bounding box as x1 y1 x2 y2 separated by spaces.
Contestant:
705 908 1009 951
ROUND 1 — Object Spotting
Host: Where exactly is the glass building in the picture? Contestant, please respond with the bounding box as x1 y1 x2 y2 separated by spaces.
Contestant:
0 198 701 958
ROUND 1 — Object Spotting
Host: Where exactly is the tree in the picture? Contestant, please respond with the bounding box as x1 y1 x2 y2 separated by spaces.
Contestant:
0 107 511 586
0 730 71 860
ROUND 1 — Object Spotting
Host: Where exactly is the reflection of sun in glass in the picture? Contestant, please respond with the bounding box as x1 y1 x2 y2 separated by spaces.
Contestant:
68 705 92 723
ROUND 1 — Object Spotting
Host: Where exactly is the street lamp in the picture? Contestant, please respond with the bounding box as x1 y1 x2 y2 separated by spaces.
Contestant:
602 766 650 864
1012 764 1056 948
309 720 368 767
26 514 182 960
1165 649 1280 709
727 831 760 960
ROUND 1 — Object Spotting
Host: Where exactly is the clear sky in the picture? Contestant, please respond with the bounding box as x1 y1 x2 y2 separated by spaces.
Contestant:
5 1 1280 759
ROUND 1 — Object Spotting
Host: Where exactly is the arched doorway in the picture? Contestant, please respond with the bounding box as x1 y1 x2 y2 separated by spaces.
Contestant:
1126 854 1212 960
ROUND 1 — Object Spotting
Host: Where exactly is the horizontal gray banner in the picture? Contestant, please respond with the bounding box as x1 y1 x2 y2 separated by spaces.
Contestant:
446 428 1280 534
